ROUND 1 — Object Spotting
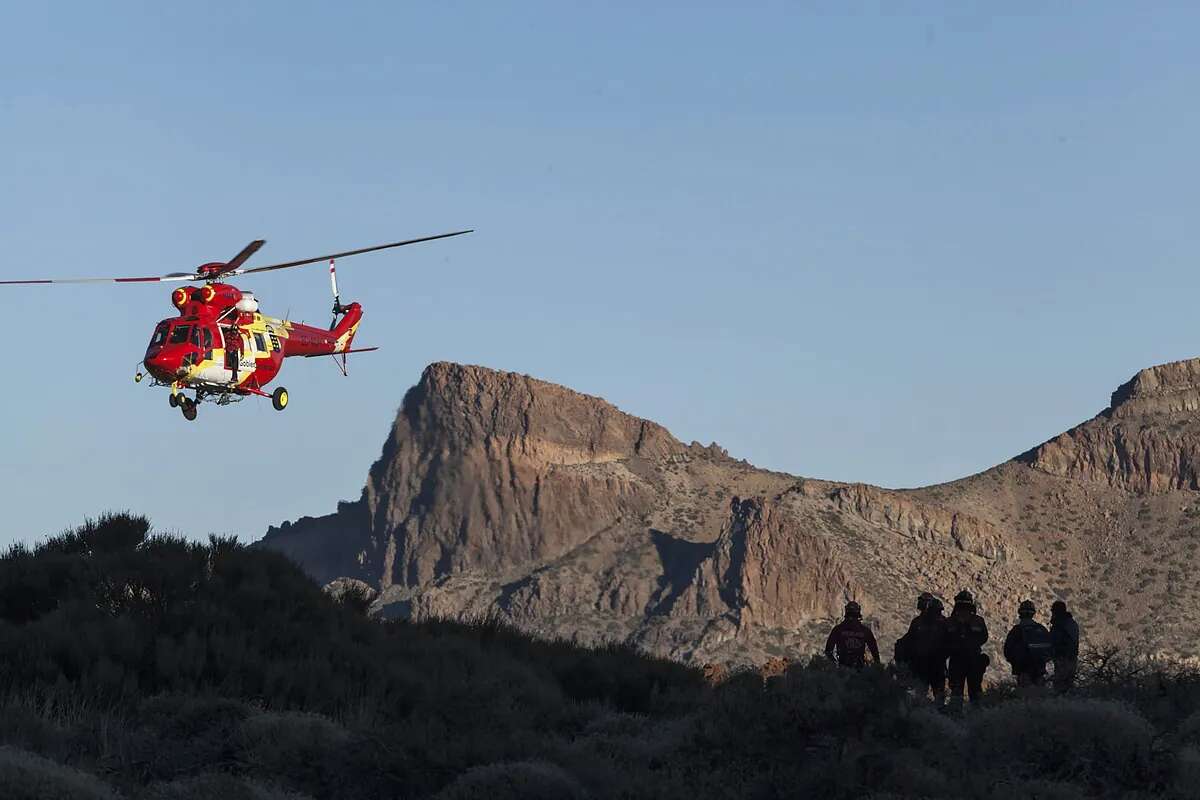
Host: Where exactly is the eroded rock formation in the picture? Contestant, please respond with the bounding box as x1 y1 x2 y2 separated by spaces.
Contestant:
262 358 1200 664
1019 359 1200 493
672 497 853 629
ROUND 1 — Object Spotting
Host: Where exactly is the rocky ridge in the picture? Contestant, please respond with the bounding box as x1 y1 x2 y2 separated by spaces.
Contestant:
261 359 1200 663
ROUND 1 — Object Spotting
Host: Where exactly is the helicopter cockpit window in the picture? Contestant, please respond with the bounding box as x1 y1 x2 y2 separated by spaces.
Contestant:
191 328 202 348
150 323 168 347
168 325 192 345
202 328 213 348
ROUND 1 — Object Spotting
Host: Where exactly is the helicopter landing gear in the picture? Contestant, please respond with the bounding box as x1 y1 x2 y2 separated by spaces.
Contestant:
168 393 179 408
179 396 198 421
271 386 289 411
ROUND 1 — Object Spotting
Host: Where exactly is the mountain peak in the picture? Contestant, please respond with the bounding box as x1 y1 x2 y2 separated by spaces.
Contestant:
1109 357 1200 416
1019 357 1200 492
402 362 682 464
264 360 1200 664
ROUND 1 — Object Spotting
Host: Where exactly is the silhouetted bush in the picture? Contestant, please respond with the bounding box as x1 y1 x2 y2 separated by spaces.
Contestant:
432 761 586 800
968 698 1154 787
0 745 119 800
141 772 311 800
6 513 1200 798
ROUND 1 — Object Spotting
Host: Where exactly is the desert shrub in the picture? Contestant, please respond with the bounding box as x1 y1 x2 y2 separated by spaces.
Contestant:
1171 746 1200 799
967 698 1154 786
139 772 312 800
0 690 84 759
237 711 353 793
15 513 1200 798
976 778 1087 800
118 696 252 782
432 760 586 800
1180 710 1200 744
0 745 120 800
35 513 151 558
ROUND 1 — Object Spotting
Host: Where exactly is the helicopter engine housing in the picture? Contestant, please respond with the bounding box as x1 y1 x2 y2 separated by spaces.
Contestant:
235 292 259 313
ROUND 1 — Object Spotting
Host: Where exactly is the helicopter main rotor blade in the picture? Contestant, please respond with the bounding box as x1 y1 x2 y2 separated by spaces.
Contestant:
235 229 473 276
0 273 199 285
0 230 470 287
221 240 266 274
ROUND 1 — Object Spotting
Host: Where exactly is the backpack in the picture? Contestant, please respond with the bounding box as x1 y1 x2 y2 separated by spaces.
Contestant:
908 615 945 659
1021 622 1053 665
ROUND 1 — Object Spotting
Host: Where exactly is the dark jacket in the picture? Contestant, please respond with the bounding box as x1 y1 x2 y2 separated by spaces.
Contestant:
1050 612 1079 659
1004 618 1052 673
825 619 880 666
943 603 988 658
904 609 947 663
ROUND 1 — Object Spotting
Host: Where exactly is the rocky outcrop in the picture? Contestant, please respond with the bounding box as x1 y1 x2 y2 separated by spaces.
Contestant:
1109 360 1200 415
323 577 378 606
263 357 1200 665
794 482 1007 560
1019 359 1200 493
262 362 682 590
673 497 853 629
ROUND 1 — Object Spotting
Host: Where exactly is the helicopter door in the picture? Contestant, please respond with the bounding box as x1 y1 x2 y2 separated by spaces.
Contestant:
193 326 232 385
230 332 255 382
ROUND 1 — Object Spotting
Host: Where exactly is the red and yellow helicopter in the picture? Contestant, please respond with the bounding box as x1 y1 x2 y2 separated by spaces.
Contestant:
1 230 471 420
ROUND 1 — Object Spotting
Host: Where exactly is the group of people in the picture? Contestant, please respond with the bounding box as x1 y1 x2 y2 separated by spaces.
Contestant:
823 591 1080 708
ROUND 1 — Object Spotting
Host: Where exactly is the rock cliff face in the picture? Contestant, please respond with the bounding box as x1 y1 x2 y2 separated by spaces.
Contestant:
263 363 680 588
262 359 1200 664
1019 359 1200 493
672 497 853 629
797 481 1007 561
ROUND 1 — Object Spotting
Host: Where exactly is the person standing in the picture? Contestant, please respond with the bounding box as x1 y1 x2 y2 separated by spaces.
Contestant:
1003 600 1053 688
825 601 880 668
903 595 948 706
894 592 934 673
1049 600 1080 692
944 590 989 710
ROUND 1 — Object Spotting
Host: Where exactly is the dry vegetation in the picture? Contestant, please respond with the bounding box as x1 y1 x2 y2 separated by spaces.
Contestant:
4 513 1200 799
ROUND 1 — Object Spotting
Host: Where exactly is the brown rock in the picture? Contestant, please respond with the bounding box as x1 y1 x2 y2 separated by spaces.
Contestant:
262 358 1200 665
1020 359 1200 493
673 497 854 630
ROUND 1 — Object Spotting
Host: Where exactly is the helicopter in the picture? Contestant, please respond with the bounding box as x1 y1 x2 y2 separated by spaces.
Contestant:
1 230 471 420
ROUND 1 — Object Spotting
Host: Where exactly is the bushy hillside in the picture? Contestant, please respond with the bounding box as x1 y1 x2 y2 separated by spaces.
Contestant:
3 514 1200 799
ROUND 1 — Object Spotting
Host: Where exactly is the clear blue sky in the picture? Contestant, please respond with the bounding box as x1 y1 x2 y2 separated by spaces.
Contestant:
2 3 1198 547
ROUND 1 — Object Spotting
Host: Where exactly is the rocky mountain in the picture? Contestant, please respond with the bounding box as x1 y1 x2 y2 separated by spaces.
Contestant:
260 360 1200 664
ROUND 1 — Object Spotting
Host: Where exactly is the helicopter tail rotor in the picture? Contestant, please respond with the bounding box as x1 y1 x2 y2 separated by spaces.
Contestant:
329 259 342 330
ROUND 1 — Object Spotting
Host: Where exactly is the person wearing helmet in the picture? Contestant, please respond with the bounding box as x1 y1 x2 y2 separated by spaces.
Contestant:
1003 600 1053 688
824 601 880 668
917 591 934 613
900 594 948 706
894 592 936 674
1049 600 1080 692
943 590 989 709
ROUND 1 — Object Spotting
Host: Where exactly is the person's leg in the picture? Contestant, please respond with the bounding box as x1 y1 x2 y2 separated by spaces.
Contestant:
910 665 929 700
1053 658 1077 693
930 661 946 707
947 656 966 710
967 657 985 704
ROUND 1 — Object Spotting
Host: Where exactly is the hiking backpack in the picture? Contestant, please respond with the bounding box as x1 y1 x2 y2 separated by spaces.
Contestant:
1021 622 1053 665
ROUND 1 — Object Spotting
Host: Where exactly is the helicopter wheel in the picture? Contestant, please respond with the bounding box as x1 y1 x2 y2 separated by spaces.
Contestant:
168 393 179 408
271 386 289 411
180 397 198 421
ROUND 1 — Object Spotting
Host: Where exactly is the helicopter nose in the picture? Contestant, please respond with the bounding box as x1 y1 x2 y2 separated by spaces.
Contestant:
144 349 177 380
